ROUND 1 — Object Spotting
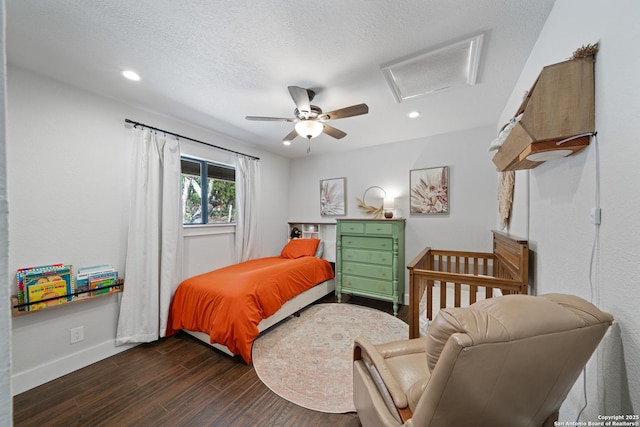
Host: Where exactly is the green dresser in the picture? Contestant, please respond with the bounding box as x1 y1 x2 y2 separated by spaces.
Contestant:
336 219 405 315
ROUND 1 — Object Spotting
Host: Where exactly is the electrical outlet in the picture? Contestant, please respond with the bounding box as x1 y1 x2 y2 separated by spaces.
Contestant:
590 208 601 225
70 326 84 344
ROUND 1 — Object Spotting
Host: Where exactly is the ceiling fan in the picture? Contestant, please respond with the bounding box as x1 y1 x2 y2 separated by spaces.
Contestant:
246 86 369 148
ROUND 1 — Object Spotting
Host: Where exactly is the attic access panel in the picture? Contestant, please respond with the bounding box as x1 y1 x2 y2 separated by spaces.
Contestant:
381 34 484 103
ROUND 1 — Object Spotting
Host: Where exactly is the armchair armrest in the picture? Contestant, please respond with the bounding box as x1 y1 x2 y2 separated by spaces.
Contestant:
354 336 429 409
374 336 430 359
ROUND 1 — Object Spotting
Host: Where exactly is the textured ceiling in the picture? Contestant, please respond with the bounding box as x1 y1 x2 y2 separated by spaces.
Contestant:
6 0 556 158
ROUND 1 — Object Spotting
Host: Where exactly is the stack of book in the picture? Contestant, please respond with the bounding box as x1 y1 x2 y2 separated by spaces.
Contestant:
76 265 118 299
17 264 74 312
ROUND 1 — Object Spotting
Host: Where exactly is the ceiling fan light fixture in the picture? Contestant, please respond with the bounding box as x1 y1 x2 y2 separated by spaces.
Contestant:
246 85 368 144
295 119 324 139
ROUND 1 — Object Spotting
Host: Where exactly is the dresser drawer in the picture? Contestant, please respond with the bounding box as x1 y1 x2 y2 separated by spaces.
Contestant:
342 248 393 265
342 275 393 295
342 261 393 280
339 222 365 234
341 236 392 250
364 222 394 235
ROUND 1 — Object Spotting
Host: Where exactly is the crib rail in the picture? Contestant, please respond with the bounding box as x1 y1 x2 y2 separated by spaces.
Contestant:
407 231 528 338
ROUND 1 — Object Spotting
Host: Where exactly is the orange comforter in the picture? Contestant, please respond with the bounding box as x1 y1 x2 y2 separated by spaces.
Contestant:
166 256 334 363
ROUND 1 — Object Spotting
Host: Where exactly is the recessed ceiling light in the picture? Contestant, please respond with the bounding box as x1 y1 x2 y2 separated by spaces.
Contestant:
122 70 141 81
283 140 291 146
408 111 420 118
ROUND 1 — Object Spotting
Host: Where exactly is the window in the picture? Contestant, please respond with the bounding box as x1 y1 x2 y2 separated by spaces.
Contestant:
181 157 236 225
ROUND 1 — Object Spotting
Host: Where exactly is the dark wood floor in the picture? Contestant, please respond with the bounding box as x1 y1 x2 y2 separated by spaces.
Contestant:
13 295 409 427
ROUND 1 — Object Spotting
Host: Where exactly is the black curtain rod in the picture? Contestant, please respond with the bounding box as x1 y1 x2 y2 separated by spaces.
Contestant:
124 119 260 161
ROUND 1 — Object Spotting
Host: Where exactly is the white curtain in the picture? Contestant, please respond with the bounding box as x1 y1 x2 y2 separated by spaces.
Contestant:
235 155 260 263
116 127 183 345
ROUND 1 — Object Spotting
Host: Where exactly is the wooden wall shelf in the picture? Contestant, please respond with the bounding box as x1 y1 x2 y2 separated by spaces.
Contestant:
11 281 123 317
492 56 595 171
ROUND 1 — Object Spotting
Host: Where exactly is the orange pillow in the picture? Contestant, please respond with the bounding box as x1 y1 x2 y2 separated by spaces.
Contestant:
280 238 321 259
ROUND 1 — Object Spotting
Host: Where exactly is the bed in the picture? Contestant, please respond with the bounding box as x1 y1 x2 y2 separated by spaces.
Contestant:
166 238 335 363
406 230 529 338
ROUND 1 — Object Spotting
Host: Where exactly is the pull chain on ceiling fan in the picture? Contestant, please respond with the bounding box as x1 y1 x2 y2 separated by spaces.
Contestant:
246 86 369 150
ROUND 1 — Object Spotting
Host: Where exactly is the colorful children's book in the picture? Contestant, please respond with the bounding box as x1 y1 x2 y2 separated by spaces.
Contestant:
17 264 63 304
77 265 113 276
26 278 68 311
90 273 117 296
19 264 74 310
77 265 116 298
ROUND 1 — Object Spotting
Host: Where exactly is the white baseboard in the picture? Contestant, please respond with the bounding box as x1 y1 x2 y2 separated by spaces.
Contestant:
12 339 137 395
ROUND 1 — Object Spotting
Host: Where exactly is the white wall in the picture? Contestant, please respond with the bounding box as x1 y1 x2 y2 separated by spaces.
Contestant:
0 0 13 422
499 0 639 420
7 66 291 394
290 125 501 303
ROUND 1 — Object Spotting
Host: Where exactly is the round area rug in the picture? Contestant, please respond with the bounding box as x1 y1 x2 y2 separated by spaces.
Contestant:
252 303 408 413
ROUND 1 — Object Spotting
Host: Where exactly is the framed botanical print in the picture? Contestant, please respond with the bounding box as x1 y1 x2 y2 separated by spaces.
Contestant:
410 166 449 214
320 177 346 216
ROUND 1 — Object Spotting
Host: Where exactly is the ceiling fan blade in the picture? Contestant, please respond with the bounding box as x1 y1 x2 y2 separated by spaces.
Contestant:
245 116 295 122
321 103 369 120
283 129 298 143
322 123 347 139
288 86 311 113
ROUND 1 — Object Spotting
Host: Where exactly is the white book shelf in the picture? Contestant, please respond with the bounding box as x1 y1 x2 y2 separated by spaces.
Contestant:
287 221 337 263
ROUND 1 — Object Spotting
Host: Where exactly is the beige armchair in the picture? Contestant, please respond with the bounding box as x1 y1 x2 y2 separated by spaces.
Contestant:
353 294 613 427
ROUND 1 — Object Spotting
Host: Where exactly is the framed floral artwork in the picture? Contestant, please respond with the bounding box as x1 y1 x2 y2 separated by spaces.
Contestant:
410 166 449 214
320 177 346 216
